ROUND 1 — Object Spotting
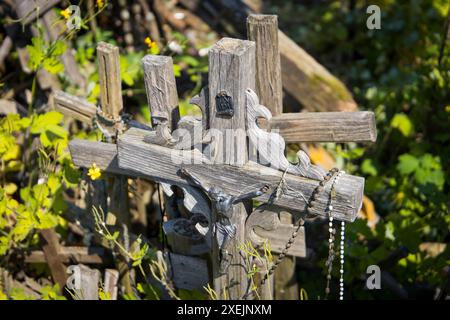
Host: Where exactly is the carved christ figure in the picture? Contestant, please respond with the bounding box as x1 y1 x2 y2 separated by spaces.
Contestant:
180 168 269 273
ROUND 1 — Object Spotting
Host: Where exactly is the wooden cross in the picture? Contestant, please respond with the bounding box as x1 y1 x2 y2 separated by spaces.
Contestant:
54 15 376 300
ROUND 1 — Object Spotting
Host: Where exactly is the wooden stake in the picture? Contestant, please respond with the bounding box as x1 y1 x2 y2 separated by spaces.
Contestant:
142 55 180 130
247 14 283 116
97 42 123 120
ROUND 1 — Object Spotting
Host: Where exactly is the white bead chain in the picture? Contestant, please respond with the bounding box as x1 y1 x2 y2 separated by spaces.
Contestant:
340 221 345 300
325 169 345 300
335 170 345 300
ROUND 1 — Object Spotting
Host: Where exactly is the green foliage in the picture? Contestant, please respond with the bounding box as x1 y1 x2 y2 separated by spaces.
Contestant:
0 112 78 257
26 24 67 74
39 284 66 300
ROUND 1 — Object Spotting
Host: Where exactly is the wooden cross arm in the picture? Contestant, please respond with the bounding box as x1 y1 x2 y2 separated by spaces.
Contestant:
69 129 364 222
267 111 377 143
116 128 363 222
53 90 97 124
24 246 112 264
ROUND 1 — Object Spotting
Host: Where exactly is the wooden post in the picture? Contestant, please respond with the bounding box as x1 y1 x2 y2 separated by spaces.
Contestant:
247 14 283 116
208 38 255 167
247 15 299 300
74 264 100 300
96 42 132 295
208 38 255 299
97 42 123 121
142 55 180 130
104 269 119 300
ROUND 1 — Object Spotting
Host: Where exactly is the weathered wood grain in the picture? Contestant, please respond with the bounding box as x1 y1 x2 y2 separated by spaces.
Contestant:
74 264 100 300
247 14 282 116
69 139 133 177
246 206 305 258
273 212 299 300
279 30 357 112
207 38 256 299
142 55 180 129
97 42 123 120
246 88 326 180
53 90 97 123
270 111 377 143
247 17 299 300
39 229 67 290
24 247 111 264
104 269 119 300
116 127 364 222
208 38 255 166
14 0 60 25
97 42 132 295
54 91 151 130
166 252 209 291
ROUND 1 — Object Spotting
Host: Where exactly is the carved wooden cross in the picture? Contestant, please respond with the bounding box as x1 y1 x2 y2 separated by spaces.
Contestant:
54 15 376 300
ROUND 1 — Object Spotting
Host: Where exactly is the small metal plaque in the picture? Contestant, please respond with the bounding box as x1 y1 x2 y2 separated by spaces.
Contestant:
215 91 234 118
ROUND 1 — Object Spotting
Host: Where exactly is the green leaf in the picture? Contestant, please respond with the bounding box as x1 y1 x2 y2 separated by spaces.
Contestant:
42 56 64 74
397 154 419 175
26 37 45 71
49 40 67 56
361 159 378 176
0 236 9 255
30 112 64 134
390 113 414 137
47 175 61 194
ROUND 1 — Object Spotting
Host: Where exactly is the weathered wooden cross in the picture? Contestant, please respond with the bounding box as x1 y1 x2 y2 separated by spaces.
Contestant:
54 14 376 300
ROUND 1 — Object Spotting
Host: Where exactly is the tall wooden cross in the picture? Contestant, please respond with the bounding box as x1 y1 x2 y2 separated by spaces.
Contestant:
54 15 376 300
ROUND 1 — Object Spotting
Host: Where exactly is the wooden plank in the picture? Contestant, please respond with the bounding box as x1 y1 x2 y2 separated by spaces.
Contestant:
247 14 282 116
24 247 111 264
279 30 356 112
104 269 119 300
97 42 123 120
68 140 133 176
167 253 209 291
97 42 132 295
14 0 60 25
273 212 299 300
114 128 364 222
39 229 67 290
207 37 256 299
74 264 100 300
256 224 305 257
269 111 377 143
208 37 255 166
246 206 305 257
53 91 97 123
142 55 180 129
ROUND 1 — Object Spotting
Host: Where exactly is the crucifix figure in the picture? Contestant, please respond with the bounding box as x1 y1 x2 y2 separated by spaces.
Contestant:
61 20 374 299
180 168 269 273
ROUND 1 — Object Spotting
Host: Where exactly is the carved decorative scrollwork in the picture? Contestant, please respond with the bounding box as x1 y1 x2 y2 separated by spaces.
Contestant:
246 88 327 180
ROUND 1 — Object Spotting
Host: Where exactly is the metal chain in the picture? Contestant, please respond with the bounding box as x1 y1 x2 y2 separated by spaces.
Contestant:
260 167 340 286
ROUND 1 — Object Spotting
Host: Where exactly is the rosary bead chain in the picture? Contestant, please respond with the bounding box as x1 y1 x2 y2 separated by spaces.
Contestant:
324 170 345 299
339 221 346 300
260 167 339 287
